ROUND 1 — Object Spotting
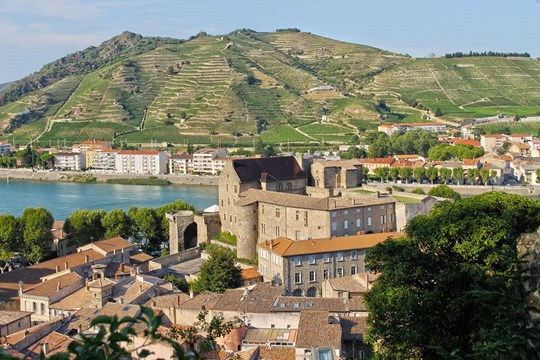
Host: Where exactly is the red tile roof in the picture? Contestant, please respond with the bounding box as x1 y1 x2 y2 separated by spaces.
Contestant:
359 158 395 165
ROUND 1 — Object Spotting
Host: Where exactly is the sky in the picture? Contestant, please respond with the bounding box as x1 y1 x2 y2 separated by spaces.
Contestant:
0 0 539 83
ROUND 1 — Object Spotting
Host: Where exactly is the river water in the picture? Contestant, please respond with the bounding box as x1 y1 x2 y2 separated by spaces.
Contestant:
0 180 218 220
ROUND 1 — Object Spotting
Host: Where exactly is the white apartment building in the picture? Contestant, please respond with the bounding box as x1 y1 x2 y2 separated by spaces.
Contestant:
192 148 228 175
0 142 11 156
378 122 447 136
87 148 119 171
115 150 167 175
169 152 193 175
54 152 86 171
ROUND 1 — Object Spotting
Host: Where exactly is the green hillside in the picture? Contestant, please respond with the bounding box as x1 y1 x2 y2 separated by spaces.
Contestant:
365 57 540 121
1 29 539 147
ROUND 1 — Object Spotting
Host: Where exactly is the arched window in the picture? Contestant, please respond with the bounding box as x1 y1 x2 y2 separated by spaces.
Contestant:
292 289 303 297
306 287 317 297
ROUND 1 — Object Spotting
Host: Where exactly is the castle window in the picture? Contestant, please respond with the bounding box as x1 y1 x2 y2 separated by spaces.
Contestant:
337 252 344 261
323 253 330 263
351 266 358 275
323 269 330 279
368 217 372 226
295 211 300 220
275 226 280 236
261 223 266 234
309 271 316 282
275 207 280 217
234 185 238 193
337 267 344 277
309 255 316 264
294 272 302 284
294 257 301 266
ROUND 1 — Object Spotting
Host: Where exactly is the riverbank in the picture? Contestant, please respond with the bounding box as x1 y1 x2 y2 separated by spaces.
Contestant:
0 169 218 186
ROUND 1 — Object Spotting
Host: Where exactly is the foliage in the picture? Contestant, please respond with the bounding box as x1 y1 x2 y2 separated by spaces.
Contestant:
129 207 161 251
428 143 484 161
365 192 540 359
411 188 425 195
425 167 438 184
339 146 367 159
428 184 462 200
155 200 195 244
194 310 241 354
254 139 277 157
413 167 425 183
64 209 106 247
105 177 170 186
163 275 190 293
101 209 131 239
20 207 54 263
213 232 237 246
0 215 18 260
444 50 530 58
192 247 241 293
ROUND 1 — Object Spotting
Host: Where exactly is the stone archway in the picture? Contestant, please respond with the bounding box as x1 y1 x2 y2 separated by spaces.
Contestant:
183 222 198 250
166 211 195 254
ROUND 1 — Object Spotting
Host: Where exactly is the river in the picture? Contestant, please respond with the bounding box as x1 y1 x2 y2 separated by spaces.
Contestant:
0 180 218 219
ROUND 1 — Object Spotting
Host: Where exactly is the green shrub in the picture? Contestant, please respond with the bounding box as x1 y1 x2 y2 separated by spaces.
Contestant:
412 188 425 195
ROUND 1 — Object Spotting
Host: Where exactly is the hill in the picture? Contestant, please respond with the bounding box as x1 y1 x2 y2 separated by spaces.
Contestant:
0 82 12 91
1 30 539 147
365 56 540 121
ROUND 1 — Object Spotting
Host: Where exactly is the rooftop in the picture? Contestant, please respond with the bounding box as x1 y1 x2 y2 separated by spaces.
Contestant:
231 156 306 183
237 189 394 210
49 287 93 311
213 283 283 314
0 249 104 301
296 311 341 349
24 331 72 359
358 157 395 165
258 232 399 257
0 310 31 325
116 150 162 155
240 268 262 280
23 272 82 298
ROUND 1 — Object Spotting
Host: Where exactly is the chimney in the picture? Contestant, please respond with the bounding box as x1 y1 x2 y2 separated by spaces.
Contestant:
118 297 124 304
55 265 60 273
64 262 68 270
121 263 125 272
18 281 24 295
56 282 61 291
243 288 250 296
151 300 156 307
269 240 274 250
178 294 182 306
365 273 370 291
133 264 138 275
138 285 143 294
189 290 193 299
84 255 89 263
42 343 49 356
23 330 29 339
78 324 82 334
376 191 380 198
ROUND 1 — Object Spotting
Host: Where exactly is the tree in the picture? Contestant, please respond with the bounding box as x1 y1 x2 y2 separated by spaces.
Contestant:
536 169 540 183
425 167 438 184
0 215 18 260
438 167 452 184
130 207 161 251
413 167 425 183
489 170 498 184
20 208 54 263
193 310 241 355
102 209 131 239
411 188 425 195
398 167 413 183
434 107 442 117
365 192 540 359
339 146 367 160
453 167 464 185
428 184 462 200
64 209 106 247
192 247 241 293
479 168 490 185
467 168 479 185
388 167 399 182
374 167 389 183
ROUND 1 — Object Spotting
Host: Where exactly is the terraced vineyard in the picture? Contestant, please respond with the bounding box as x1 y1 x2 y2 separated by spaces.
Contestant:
366 57 540 121
2 30 540 145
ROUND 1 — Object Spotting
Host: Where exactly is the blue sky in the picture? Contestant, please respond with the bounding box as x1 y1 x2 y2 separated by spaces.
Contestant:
1 0 539 83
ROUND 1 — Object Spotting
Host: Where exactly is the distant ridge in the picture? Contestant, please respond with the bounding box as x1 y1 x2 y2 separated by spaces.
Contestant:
1 29 539 146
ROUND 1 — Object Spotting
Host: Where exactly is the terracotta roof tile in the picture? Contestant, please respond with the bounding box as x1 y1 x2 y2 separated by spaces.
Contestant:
0 311 31 325
258 346 296 360
340 316 368 341
24 331 72 359
180 291 222 311
296 311 341 348
23 272 82 298
49 287 93 311
90 237 132 254
130 253 154 263
0 250 104 301
258 232 399 257
144 293 190 309
240 268 262 280
359 158 395 165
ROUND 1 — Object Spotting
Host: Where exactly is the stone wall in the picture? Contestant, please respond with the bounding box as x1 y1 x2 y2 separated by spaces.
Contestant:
148 247 201 271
